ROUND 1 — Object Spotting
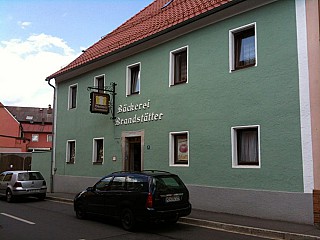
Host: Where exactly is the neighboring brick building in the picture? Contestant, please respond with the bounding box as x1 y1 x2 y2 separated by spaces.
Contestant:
0 102 53 152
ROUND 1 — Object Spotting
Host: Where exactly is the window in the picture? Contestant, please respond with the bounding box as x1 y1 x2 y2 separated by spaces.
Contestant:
0 173 5 181
126 176 148 192
68 84 78 109
229 23 256 71
18 172 44 181
126 63 140 96
169 131 189 166
32 134 39 142
66 140 76 164
47 134 52 142
93 138 104 164
231 125 260 168
110 176 126 190
26 116 33 121
170 46 188 86
95 176 112 191
94 75 105 93
4 173 13 181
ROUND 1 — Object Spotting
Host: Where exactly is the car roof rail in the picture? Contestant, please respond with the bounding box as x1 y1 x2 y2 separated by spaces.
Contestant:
111 170 142 174
110 170 172 175
142 170 171 174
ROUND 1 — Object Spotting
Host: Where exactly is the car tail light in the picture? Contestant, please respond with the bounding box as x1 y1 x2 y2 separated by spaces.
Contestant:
13 182 22 188
146 192 153 208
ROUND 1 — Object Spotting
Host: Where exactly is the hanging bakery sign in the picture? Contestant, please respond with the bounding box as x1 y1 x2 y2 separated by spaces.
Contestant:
90 92 110 114
115 99 164 126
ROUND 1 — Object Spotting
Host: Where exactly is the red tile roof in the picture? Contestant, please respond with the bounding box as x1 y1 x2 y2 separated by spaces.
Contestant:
47 0 232 80
21 123 52 133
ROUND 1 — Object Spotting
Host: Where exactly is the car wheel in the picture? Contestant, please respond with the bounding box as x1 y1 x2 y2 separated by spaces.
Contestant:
38 193 46 201
6 190 14 203
121 208 135 231
75 201 87 219
166 216 179 224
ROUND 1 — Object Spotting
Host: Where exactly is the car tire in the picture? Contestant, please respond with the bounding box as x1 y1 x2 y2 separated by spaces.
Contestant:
166 216 179 224
6 189 14 203
38 193 46 201
121 208 135 231
75 201 87 219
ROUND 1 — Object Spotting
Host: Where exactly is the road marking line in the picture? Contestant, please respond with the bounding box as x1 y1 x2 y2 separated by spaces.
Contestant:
47 199 73 205
1 213 35 225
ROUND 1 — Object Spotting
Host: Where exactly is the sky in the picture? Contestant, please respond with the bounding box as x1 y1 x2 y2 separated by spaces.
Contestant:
0 0 153 108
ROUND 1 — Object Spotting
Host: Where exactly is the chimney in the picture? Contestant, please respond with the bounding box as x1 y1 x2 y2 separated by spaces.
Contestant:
47 104 52 114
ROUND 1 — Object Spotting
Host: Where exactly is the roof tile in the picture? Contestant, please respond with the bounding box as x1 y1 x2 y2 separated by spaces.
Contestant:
6 106 53 123
48 0 232 79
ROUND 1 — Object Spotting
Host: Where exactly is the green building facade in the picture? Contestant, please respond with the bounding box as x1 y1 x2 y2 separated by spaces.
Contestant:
48 0 320 224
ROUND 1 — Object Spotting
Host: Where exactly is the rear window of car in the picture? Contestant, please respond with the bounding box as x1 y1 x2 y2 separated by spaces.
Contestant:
154 176 185 190
18 172 44 181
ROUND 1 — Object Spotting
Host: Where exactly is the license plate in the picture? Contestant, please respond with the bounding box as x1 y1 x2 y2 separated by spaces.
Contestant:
166 195 181 203
28 189 40 193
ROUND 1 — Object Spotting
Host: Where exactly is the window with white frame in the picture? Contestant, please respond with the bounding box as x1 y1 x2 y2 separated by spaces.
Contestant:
126 63 140 96
93 138 104 164
229 23 257 72
32 134 39 142
47 134 52 142
66 140 76 164
68 84 78 109
169 46 188 86
231 125 260 168
94 75 105 93
169 131 189 166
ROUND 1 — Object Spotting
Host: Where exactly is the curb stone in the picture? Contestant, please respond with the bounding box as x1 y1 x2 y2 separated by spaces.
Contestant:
179 217 320 240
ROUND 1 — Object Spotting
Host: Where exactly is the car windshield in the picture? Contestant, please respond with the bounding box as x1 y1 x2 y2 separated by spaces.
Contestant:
155 176 184 190
18 172 44 181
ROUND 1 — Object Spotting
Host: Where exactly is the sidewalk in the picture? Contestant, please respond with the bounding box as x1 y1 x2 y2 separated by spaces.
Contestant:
47 192 320 240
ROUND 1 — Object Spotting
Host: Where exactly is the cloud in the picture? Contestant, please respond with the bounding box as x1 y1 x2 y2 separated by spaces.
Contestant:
18 21 32 29
0 34 80 107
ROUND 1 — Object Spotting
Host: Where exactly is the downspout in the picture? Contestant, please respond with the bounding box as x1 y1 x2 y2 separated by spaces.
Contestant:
47 78 56 193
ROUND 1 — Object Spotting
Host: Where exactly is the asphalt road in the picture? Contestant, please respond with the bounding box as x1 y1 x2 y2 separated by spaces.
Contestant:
0 197 269 240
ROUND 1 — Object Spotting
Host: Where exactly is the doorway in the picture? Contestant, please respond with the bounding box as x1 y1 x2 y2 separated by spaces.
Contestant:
127 137 141 171
122 131 144 172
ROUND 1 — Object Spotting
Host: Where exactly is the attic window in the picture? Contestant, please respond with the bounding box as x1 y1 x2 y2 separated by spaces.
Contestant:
162 0 173 9
26 116 33 120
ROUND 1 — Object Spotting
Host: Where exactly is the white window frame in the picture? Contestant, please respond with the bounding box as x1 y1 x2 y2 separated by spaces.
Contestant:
169 131 189 167
126 62 141 96
68 83 78 110
32 134 39 142
169 46 189 86
94 74 105 92
231 125 261 169
229 22 257 72
92 137 104 164
47 134 52 142
66 140 76 164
